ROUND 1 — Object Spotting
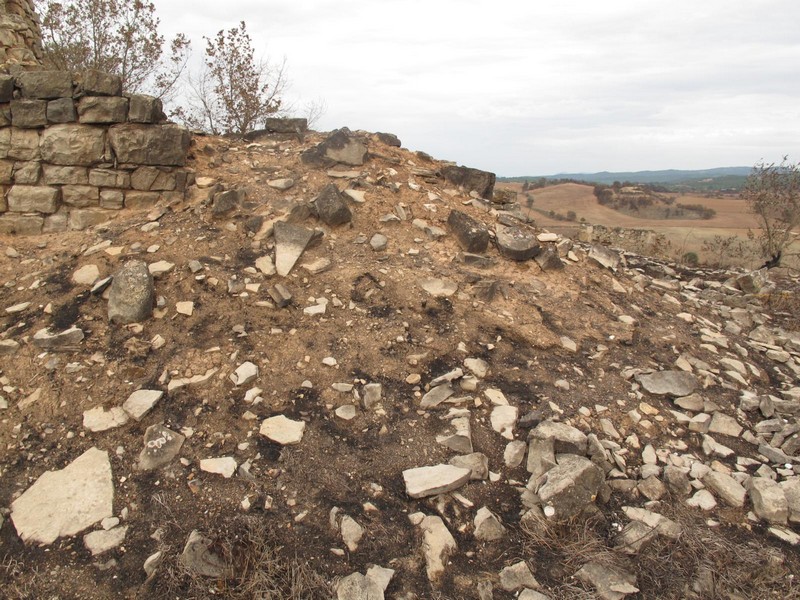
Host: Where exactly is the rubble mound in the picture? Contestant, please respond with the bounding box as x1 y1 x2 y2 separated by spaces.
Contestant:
1 128 799 599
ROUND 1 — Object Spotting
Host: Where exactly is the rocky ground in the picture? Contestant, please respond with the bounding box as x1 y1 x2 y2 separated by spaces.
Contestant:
0 127 799 599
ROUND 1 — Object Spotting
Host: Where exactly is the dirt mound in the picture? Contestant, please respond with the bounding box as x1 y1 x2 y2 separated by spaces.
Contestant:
1 129 799 599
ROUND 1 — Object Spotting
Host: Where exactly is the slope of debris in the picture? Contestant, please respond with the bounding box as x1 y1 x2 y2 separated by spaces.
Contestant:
1 128 799 600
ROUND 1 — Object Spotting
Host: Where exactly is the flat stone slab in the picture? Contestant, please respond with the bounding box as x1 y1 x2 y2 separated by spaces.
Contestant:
11 447 114 544
122 389 163 421
274 221 316 277
84 525 128 555
83 405 130 432
420 278 457 297
259 415 306 445
403 464 471 498
703 470 746 507
199 457 237 478
635 370 697 397
575 561 639 600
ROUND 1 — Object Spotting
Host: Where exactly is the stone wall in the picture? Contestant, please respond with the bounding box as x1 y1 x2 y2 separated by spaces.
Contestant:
0 0 42 71
0 69 192 234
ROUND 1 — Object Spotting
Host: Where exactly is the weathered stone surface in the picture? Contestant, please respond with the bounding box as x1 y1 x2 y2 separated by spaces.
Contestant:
339 514 364 552
62 184 99 207
32 326 84 348
636 370 697 397
127 94 165 123
259 415 306 445
301 128 367 167
46 97 76 123
69 208 113 230
537 454 604 520
108 260 155 324
420 515 456 582
530 420 588 455
499 561 539 592
10 447 113 544
574 562 639 600
12 160 40 184
11 98 46 127
708 412 743 437
84 526 127 556
419 277 458 298
403 464 471 498
122 389 164 421
79 70 122 96
336 570 389 600
703 470 746 508
313 183 352 226
441 165 496 199
7 185 58 213
749 477 788 524
264 117 308 134
0 74 13 102
496 224 540 260
588 245 621 270
89 168 129 188
491 405 518 440
138 424 185 470
0 213 43 234
474 506 506 541
8 127 40 160
180 530 228 578
16 71 73 99
447 210 489 253
83 406 129 432
108 123 190 166
42 165 88 185
77 96 128 124
449 452 488 480
534 246 564 270
200 456 237 478
274 221 316 276
437 416 473 454
40 124 105 165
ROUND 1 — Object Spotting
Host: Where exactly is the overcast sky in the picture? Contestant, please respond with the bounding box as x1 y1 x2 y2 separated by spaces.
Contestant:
153 0 800 176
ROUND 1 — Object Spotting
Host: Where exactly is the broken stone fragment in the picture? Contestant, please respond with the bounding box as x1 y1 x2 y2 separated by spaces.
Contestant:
138 424 185 470
537 454 604 520
441 164 496 199
84 526 128 556
33 326 85 348
339 514 364 552
11 447 114 545
495 224 540 261
499 561 539 592
420 384 455 409
420 278 457 297
635 370 697 397
491 405 518 440
437 416 473 454
449 452 489 480
403 464 471 498
108 260 155 324
529 420 588 455
313 183 352 226
122 389 164 421
574 561 638 600
419 515 456 582
230 361 258 386
259 415 306 445
474 506 506 541
702 470 746 508
83 405 130 432
274 221 316 276
588 245 621 270
199 456 237 478
301 128 367 167
180 530 229 578
447 209 489 253
748 477 789 525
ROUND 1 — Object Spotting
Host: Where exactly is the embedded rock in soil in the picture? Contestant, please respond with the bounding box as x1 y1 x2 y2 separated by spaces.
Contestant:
274 221 316 277
635 370 698 397
108 260 155 324
259 415 306 445
420 515 457 582
529 420 588 455
314 183 352 226
702 470 746 508
180 530 228 578
302 128 367 167
536 454 604 520
495 224 540 261
447 209 489 253
403 464 471 498
83 405 129 432
84 526 128 556
588 245 621 270
474 506 506 541
749 477 789 524
200 457 237 478
574 561 639 600
499 561 539 592
11 447 114 544
32 326 84 348
122 389 163 421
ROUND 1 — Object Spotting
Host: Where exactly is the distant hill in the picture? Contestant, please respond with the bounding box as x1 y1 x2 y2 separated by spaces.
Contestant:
500 167 752 192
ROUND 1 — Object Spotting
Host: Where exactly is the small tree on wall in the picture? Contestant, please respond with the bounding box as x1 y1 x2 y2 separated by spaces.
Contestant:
178 21 286 136
34 0 190 100
743 157 800 268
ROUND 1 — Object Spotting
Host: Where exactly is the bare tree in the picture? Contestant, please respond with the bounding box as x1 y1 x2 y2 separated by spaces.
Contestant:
178 21 286 136
743 157 800 268
35 0 190 99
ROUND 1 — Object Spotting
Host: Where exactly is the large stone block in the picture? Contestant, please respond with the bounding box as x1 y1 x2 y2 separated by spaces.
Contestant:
0 186 6 211
8 128 40 160
16 71 74 99
62 185 99 207
8 185 58 213
77 96 128 124
79 70 122 96
12 160 40 184
108 123 190 166
0 213 43 234
0 103 10 127
11 99 47 128
447 210 489 252
131 166 177 191
124 190 160 209
127 94 165 124
0 74 13 102
0 127 9 158
441 165 496 200
99 189 124 209
43 211 69 233
40 124 106 165
42 165 88 185
0 160 12 184
89 168 129 188
47 98 77 123
69 208 113 230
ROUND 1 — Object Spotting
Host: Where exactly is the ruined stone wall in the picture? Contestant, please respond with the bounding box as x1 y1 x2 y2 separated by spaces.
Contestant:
0 0 43 71
0 69 193 234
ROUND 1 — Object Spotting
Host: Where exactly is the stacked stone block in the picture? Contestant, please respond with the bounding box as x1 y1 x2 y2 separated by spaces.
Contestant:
0 69 192 234
0 0 42 71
